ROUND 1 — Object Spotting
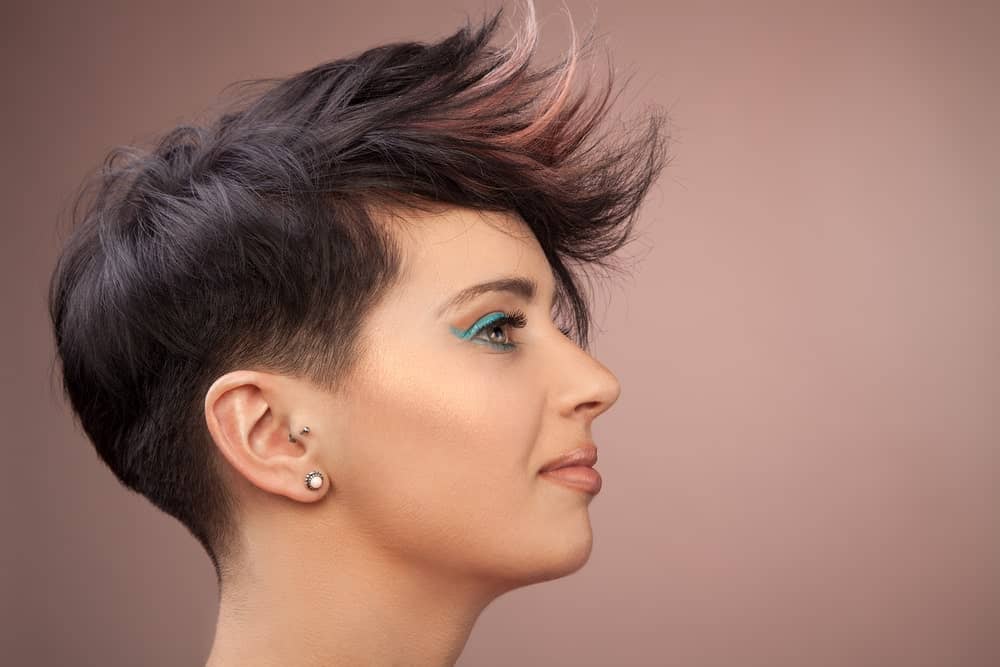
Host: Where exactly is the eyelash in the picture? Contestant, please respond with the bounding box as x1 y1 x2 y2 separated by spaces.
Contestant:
465 309 573 352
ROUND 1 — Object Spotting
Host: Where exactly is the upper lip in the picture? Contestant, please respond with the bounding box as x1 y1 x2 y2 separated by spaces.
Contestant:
539 443 598 473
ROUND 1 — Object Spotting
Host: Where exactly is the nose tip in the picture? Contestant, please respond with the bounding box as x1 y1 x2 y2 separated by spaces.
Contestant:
577 366 620 421
596 363 621 411
607 372 622 405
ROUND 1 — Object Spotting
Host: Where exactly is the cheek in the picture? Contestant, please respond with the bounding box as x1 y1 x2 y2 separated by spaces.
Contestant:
337 349 545 562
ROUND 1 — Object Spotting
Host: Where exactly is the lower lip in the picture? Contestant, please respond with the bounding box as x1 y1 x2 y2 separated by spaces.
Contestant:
539 466 602 494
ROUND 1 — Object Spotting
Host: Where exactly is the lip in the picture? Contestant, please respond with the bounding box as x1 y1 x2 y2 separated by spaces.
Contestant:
538 443 602 494
539 443 598 473
540 466 602 494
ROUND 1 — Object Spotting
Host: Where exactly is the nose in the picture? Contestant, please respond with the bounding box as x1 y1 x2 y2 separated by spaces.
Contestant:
556 342 622 423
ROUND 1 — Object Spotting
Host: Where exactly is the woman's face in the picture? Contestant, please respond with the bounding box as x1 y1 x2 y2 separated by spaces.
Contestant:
315 205 621 587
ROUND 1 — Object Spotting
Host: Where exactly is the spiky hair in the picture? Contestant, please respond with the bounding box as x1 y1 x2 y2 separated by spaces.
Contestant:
48 0 669 583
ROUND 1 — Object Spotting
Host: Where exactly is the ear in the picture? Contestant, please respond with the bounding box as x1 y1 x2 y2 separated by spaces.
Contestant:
204 370 327 502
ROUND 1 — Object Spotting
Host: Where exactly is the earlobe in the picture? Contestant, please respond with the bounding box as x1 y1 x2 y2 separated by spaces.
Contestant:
203 370 328 501
304 469 325 490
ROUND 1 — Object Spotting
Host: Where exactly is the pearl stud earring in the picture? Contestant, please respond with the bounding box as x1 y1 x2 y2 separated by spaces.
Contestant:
304 470 324 490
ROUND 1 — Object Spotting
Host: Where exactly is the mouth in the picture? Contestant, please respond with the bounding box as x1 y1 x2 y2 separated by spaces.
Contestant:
538 443 602 494
539 443 598 473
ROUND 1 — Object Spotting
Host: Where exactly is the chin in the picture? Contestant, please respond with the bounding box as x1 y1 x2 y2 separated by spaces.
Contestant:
549 518 596 575
502 517 597 587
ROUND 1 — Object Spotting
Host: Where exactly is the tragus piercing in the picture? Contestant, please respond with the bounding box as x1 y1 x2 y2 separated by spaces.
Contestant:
288 425 311 443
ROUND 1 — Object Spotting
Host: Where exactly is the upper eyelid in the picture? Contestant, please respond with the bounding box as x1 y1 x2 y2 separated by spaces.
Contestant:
450 311 520 340
450 306 571 349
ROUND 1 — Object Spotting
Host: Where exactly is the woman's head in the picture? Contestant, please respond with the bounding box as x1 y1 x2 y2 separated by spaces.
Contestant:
204 204 624 595
48 1 667 586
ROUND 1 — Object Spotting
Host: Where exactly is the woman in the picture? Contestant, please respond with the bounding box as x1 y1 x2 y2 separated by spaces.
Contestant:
48 1 667 664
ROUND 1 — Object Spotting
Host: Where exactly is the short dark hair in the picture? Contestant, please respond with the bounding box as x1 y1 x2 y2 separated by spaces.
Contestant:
48 2 668 583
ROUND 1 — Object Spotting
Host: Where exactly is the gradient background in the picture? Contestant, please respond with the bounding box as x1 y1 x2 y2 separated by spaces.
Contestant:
3 1 998 665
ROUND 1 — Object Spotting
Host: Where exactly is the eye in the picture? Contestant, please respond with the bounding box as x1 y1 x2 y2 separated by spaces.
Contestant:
450 310 573 352
466 309 527 351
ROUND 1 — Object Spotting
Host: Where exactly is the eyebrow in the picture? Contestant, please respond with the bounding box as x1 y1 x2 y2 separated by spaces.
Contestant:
436 274 557 318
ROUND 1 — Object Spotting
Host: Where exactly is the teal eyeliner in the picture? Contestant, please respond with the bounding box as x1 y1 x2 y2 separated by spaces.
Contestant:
450 310 527 351
449 309 574 351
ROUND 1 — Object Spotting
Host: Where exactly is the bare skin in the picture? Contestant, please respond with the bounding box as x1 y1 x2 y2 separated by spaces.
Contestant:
202 205 621 667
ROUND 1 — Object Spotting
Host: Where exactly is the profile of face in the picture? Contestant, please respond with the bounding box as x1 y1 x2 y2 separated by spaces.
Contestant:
215 205 622 595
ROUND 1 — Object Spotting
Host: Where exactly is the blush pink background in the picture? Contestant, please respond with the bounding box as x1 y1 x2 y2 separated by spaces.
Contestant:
3 1 998 665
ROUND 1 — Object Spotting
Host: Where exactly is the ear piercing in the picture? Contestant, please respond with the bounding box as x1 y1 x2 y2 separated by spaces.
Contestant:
288 425 310 442
289 426 325 492
304 470 325 491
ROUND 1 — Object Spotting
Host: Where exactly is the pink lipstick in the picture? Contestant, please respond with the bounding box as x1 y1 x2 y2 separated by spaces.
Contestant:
540 466 602 494
539 443 602 494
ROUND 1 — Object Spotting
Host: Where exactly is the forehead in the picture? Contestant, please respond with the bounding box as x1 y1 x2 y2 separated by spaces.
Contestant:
384 204 555 301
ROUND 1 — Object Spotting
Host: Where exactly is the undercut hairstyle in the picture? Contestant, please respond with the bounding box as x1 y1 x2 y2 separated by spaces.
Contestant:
48 0 669 584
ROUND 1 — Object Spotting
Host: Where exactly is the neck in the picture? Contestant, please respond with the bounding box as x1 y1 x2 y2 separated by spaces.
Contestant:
203 512 512 667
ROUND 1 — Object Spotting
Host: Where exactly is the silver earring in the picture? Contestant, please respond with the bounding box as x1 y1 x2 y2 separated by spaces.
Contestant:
288 425 311 443
304 470 324 490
